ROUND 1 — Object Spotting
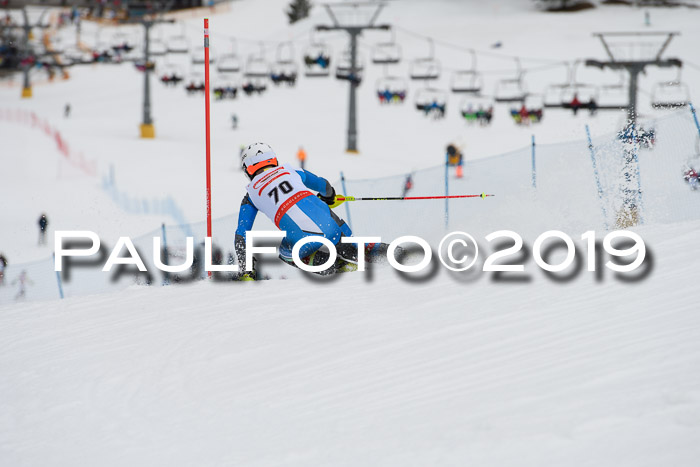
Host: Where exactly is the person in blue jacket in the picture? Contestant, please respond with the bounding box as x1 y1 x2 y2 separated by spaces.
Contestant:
235 143 379 279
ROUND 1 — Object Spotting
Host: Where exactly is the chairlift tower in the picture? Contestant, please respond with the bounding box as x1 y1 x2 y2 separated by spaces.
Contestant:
122 15 175 138
585 32 682 126
585 31 682 227
1 7 52 98
317 2 390 153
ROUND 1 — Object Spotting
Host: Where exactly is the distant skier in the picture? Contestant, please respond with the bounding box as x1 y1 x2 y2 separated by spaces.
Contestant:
684 167 699 190
0 253 7 286
38 213 49 245
446 144 464 178
296 146 307 170
231 114 238 130
12 270 33 300
402 174 413 197
64 103 71 118
234 143 388 279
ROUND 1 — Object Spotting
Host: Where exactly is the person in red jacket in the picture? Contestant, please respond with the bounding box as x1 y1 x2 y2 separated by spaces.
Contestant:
570 93 582 115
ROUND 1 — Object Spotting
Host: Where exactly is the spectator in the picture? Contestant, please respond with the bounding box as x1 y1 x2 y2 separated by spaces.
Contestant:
13 270 33 300
402 174 413 197
38 213 48 245
0 253 7 286
297 146 307 170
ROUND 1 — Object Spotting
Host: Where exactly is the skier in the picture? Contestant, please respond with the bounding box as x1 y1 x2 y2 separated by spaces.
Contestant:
446 144 464 178
0 253 6 286
12 270 33 300
683 167 699 190
402 174 413 197
38 213 49 245
234 143 381 279
64 103 71 118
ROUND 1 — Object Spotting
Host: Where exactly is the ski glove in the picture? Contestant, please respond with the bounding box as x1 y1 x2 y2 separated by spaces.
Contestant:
317 186 336 206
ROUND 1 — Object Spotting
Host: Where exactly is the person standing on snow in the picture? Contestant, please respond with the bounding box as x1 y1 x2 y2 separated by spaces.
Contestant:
12 270 33 300
446 144 464 179
38 213 49 245
234 143 382 280
0 253 7 286
296 146 307 170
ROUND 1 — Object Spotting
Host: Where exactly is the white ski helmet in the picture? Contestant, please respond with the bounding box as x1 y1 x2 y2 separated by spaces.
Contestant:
241 142 278 179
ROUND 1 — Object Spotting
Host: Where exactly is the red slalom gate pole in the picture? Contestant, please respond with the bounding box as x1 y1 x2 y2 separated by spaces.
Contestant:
204 18 212 278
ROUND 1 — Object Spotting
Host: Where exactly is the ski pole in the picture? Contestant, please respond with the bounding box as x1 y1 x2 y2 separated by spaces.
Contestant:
332 193 494 207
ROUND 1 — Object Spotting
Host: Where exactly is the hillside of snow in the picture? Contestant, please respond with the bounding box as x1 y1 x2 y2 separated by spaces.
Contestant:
1 0 700 465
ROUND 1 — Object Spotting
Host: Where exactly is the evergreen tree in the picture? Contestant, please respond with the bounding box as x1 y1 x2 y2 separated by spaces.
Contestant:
287 0 312 24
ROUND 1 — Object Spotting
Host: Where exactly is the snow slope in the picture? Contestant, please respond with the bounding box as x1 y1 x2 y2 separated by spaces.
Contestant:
1 220 700 467
1 0 700 465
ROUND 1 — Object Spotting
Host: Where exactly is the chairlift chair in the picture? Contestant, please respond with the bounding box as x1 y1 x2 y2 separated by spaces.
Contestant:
160 62 185 86
651 81 690 109
335 50 364 74
244 44 270 78
450 49 482 94
216 39 241 73
494 78 528 103
409 38 440 80
596 82 628 110
109 31 134 52
167 35 189 54
150 38 168 57
167 24 189 54
371 29 401 65
212 74 239 99
415 87 448 118
451 70 482 94
543 83 570 108
191 46 214 65
543 62 573 108
562 83 599 105
217 54 241 73
335 50 364 83
184 71 206 94
591 71 629 110
494 58 528 103
245 56 270 78
303 32 332 77
270 42 298 85
376 75 407 104
460 96 493 125
63 46 92 65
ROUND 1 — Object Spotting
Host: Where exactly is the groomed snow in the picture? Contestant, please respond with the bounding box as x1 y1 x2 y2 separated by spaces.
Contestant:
1 0 700 465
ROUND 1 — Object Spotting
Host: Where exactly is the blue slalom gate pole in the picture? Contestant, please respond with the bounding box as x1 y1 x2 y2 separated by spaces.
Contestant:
340 171 353 230
585 125 609 230
632 121 645 225
161 223 170 285
52 253 64 299
531 135 536 189
691 103 700 139
444 152 449 229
